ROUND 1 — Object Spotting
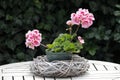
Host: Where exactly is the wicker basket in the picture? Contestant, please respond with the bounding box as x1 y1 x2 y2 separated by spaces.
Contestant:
30 55 89 78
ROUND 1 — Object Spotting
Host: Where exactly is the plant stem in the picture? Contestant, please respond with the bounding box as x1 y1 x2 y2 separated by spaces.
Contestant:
69 27 72 35
74 25 80 34
40 43 47 48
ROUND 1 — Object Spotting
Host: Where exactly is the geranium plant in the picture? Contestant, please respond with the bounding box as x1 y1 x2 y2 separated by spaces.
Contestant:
25 8 95 61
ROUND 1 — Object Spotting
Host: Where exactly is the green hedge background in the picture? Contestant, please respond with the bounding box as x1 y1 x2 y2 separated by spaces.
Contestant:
0 0 120 65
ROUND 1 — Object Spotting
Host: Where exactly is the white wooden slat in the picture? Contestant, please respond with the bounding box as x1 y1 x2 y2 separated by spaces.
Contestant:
85 73 120 77
0 76 2 80
0 62 31 70
88 63 97 71
24 76 34 80
45 77 55 80
89 60 120 66
1 72 34 76
90 60 120 70
73 71 120 79
14 76 23 80
72 76 112 80
6 65 30 69
55 77 71 80
2 69 30 73
93 63 106 71
112 77 120 80
72 78 112 80
2 65 30 69
34 76 44 80
72 77 113 80
105 65 116 71
116 66 120 70
0 69 2 75
87 71 120 74
72 73 120 79
3 76 13 80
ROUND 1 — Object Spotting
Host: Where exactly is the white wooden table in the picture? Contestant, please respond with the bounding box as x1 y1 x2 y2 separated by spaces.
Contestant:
0 60 120 80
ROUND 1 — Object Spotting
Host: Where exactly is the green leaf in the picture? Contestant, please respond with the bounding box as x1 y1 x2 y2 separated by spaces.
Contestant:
85 42 98 56
95 34 101 40
117 20 120 24
6 40 16 50
87 32 95 38
89 49 96 56
114 33 120 41
16 52 25 60
46 15 55 24
0 10 5 17
0 54 3 62
44 24 51 31
115 4 120 9
13 33 24 45
63 41 74 50
53 47 61 52
47 44 53 49
34 0 42 9
104 36 109 40
72 0 83 7
6 14 13 21
89 1 98 11
14 18 22 26
114 11 120 16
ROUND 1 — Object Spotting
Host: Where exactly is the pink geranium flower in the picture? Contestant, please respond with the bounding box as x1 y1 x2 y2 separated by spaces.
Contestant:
81 19 93 28
25 29 42 50
67 8 95 28
71 13 81 25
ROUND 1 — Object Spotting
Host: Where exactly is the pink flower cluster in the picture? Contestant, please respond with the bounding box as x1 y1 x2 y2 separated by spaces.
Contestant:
78 36 85 44
25 29 42 50
66 8 95 28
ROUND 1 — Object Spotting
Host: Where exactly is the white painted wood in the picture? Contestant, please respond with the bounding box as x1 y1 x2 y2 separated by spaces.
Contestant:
55 77 71 80
116 66 120 70
0 62 31 69
88 63 97 71
87 71 120 74
75 78 112 80
24 76 34 80
1 72 33 76
93 63 106 71
0 69 2 75
0 60 119 80
3 76 13 80
113 77 120 80
45 77 55 80
105 65 116 70
2 69 30 73
0 76 2 80
89 60 120 66
34 76 44 80
72 72 120 79
14 76 23 80
72 78 113 80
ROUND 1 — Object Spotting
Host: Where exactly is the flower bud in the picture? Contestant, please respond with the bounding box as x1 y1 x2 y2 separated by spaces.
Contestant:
66 20 73 26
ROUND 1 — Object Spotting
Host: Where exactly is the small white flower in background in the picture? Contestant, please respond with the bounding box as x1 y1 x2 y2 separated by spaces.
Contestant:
78 36 85 44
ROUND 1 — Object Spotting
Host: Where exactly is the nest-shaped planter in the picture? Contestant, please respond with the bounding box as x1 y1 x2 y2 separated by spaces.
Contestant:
30 55 89 78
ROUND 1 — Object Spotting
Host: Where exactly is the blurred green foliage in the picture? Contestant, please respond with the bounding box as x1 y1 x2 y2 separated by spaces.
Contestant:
0 0 120 64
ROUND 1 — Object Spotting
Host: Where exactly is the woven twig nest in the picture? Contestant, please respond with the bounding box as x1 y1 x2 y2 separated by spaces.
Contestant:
30 55 89 78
